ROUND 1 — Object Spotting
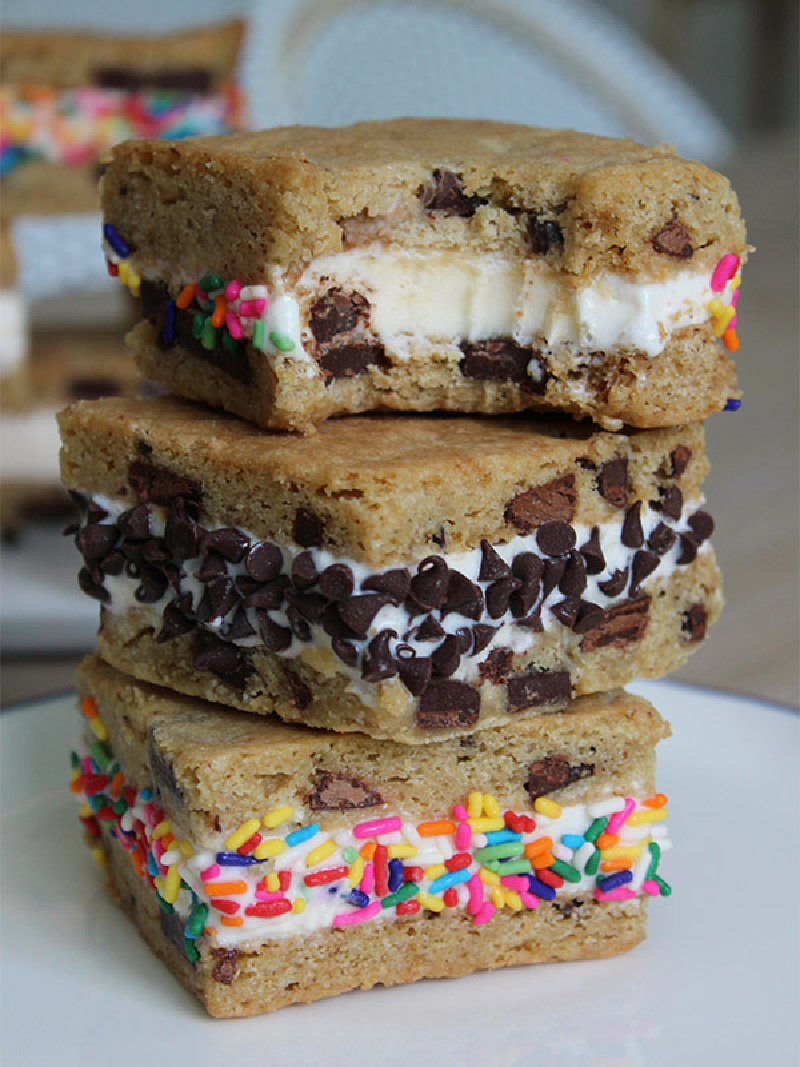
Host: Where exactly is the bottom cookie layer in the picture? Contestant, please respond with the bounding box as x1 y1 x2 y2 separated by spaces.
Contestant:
101 829 647 1018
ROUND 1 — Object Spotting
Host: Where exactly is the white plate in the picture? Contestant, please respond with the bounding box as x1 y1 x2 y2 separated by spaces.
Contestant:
1 680 797 1064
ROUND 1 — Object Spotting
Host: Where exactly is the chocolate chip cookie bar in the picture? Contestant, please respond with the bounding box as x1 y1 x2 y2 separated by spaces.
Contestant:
59 396 720 742
1 21 244 220
101 118 747 432
73 654 671 1018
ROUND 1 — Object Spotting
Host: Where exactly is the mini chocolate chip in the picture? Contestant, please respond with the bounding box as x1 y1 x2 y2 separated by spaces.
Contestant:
78 566 109 602
598 569 628 597
551 596 581 628
486 575 522 619
128 460 202 505
630 550 660 594
572 599 606 634
192 632 240 675
417 680 480 728
677 534 699 565
293 507 324 548
537 521 576 557
507 669 571 713
431 635 461 678
211 948 237 985
688 510 714 543
100 550 124 575
142 537 170 565
246 541 282 582
409 556 449 611
78 523 118 560
118 502 152 540
478 648 512 685
542 558 567 599
285 590 327 624
505 474 576 531
337 594 392 636
525 755 594 800
195 551 227 582
122 540 146 567
286 607 311 641
332 636 359 667
560 551 587 596
322 601 359 641
242 577 288 610
579 527 605 575
443 570 484 620
200 528 249 563
656 486 683 521
471 623 497 654
518 610 543 631
397 650 433 696
682 603 708 642
528 214 564 254
255 610 292 652
309 288 366 344
459 339 547 394
648 522 677 555
414 614 446 642
580 596 651 652
512 551 544 589
651 216 694 258
308 771 384 811
156 602 195 643
420 169 485 216
320 343 387 381
205 576 238 619
284 668 312 710
668 445 692 477
621 502 644 549
362 630 398 682
597 457 629 509
362 568 411 603
509 583 539 617
454 627 474 654
164 498 201 560
134 564 169 604
479 540 510 581
318 563 354 601
222 606 256 641
292 551 318 591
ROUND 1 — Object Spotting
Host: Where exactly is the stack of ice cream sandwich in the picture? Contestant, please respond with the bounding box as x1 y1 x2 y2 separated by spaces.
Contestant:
60 119 746 1017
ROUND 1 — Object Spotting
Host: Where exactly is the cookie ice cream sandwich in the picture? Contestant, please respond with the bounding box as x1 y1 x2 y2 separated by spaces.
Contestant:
59 396 720 742
72 654 672 1018
101 118 747 432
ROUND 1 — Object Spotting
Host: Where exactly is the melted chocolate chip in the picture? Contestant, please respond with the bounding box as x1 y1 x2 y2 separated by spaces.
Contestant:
579 596 651 652
210 948 237 985
459 339 547 394
651 216 694 258
284 668 312 710
320 343 387 381
507 669 571 713
293 508 324 549
526 755 594 800
597 457 629 509
128 461 201 505
309 288 367 343
505 474 576 532
621 502 644 549
308 771 384 811
245 541 282 582
192 633 247 684
417 680 480 728
682 603 708 642
528 214 564 254
420 169 485 217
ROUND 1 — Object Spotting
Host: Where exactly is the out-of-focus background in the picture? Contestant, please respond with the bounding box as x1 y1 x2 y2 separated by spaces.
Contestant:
1 0 797 706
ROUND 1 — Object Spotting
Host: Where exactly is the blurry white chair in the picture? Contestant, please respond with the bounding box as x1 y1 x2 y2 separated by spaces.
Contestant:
243 0 732 162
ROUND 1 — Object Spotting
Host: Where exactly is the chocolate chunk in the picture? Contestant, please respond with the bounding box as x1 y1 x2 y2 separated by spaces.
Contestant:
164 498 201 560
362 568 410 603
397 650 433 696
478 648 512 685
688 510 714 543
128 460 201 505
331 636 359 667
551 596 581 628
293 508 324 548
668 445 692 477
630 550 660 594
598 569 628 597
291 551 318 591
656 486 683 521
542 558 567 599
443 569 484 620
651 215 693 258
579 527 605 575
255 610 292 652
580 596 651 652
409 556 449 611
204 576 238 619
677 533 699 565
431 635 461 678
200 528 249 563
222 606 256 641
471 623 497 655
245 541 282 582
118 503 152 540
536 521 576 557
420 169 485 217
135 564 169 604
192 632 241 677
309 288 367 344
318 563 354 601
66 376 121 401
560 552 587 596
459 339 547 394
479 540 511 581
210 948 237 985
242 577 288 611
78 566 109 602
526 755 594 801
337 594 392 636
486 576 522 619
597 457 629 509
414 614 446 642
505 474 576 532
648 522 677 555
284 668 312 710
528 213 564 254
78 523 118 560
682 603 708 642
621 502 644 549
319 343 387 381
507 669 571 713
194 551 227 582
362 630 398 682
286 607 311 642
417 681 480 728
308 771 384 811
